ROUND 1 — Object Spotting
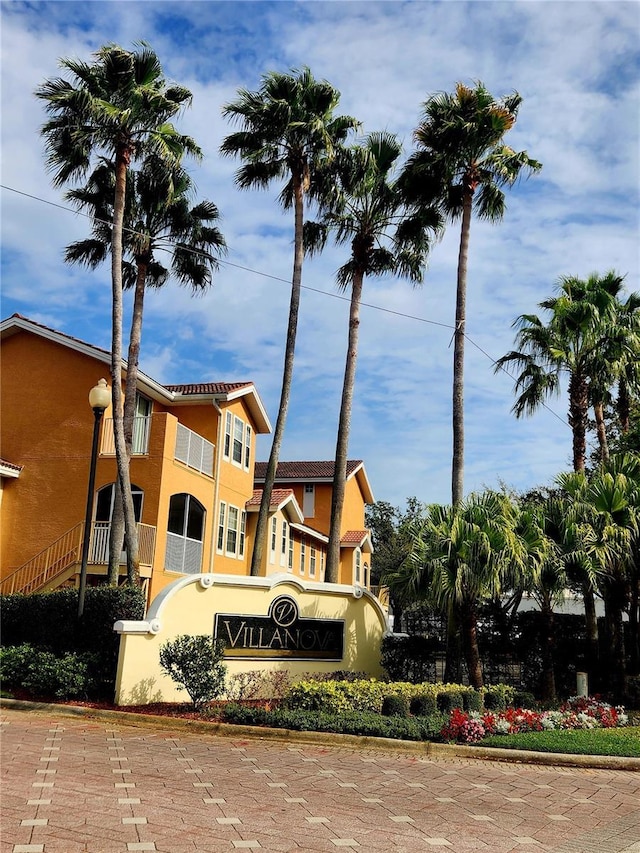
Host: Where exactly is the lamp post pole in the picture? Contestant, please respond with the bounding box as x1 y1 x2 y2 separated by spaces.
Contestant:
78 379 111 619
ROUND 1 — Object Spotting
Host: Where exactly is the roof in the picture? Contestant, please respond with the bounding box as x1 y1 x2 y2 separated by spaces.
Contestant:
1 314 271 433
340 530 373 552
254 460 375 504
246 489 304 524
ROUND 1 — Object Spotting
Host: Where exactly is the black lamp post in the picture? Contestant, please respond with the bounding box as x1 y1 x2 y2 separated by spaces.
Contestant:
78 378 111 619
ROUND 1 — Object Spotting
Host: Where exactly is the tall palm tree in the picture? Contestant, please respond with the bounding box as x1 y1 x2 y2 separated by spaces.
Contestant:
220 67 359 576
65 155 226 581
387 491 524 689
496 271 630 472
37 43 201 582
402 82 541 506
306 132 443 583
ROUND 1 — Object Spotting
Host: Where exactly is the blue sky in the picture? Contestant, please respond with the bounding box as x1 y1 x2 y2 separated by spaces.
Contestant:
1 1 639 508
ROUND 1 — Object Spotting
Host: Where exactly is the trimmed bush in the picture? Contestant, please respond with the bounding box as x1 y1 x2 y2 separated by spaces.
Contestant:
513 690 537 709
437 690 464 713
409 693 437 717
0 586 145 699
463 689 483 713
159 635 227 709
381 694 409 717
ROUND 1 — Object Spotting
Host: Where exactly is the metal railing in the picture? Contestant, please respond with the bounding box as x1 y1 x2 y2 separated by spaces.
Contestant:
100 416 151 455
1 521 157 596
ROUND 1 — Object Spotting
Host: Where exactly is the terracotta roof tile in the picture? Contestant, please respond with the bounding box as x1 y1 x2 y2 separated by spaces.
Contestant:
340 530 369 545
246 488 294 507
165 382 253 395
254 460 362 481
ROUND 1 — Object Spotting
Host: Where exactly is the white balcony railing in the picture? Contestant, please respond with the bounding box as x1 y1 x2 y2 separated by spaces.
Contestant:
89 521 156 566
165 531 203 574
101 416 151 455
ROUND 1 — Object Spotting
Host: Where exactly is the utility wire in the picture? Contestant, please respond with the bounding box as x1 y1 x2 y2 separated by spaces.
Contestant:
1 182 571 430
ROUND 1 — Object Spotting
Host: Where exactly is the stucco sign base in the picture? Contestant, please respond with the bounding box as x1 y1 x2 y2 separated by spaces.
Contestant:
114 573 389 705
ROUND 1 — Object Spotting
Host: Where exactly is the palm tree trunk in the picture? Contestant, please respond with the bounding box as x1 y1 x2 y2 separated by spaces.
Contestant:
111 148 139 585
249 175 304 576
539 596 557 705
326 270 364 583
568 371 589 472
461 600 483 690
602 582 627 699
108 480 124 584
109 261 147 577
616 377 631 433
582 580 600 689
444 601 463 683
593 401 610 463
451 188 472 507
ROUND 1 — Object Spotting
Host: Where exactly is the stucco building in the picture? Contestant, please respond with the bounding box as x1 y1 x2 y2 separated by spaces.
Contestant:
0 314 374 604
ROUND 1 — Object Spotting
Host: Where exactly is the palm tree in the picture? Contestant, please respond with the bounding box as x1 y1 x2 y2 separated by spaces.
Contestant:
306 132 443 583
387 491 524 689
37 43 201 582
220 67 359 576
402 82 541 506
65 155 226 581
496 271 631 472
559 457 640 698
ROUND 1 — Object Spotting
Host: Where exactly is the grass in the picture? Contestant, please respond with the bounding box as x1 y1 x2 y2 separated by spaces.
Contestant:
482 726 640 757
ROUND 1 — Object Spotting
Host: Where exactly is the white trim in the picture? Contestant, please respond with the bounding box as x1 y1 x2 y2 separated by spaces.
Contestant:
290 523 328 544
114 572 389 635
0 462 21 479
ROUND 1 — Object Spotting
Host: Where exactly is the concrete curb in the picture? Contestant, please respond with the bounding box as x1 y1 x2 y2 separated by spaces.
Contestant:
2 698 638 772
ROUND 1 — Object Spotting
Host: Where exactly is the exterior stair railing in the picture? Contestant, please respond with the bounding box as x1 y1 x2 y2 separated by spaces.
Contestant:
1 522 156 596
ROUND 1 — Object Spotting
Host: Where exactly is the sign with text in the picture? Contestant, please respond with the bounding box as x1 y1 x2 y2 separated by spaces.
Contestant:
214 595 344 660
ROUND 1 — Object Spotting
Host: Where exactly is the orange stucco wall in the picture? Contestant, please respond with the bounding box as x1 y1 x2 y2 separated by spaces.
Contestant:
0 332 114 574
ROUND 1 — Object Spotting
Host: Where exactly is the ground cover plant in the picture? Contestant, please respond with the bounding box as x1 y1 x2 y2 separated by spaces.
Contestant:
481 727 640 757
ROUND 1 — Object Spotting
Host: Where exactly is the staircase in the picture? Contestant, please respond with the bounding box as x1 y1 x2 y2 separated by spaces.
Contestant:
1 522 158 596
1 523 84 595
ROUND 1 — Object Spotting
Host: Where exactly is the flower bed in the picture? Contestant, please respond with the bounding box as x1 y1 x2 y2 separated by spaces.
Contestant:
441 696 629 744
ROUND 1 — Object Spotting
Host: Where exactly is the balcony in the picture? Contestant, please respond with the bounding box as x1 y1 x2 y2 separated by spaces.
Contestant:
101 416 151 455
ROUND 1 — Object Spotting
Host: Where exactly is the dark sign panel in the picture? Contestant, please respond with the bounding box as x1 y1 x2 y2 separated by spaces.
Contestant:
214 595 344 660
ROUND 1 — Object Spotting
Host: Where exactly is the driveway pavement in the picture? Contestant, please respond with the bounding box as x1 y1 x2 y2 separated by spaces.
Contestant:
2 706 639 853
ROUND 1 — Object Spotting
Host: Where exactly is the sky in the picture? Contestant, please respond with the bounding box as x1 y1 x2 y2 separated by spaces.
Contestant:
1 0 639 509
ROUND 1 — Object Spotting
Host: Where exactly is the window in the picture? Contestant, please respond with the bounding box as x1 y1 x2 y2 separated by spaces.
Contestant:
303 483 315 518
310 545 317 577
280 520 288 567
244 425 252 469
354 548 362 584
288 533 294 572
270 517 277 564
232 417 244 464
132 394 152 454
226 506 239 554
239 511 246 557
165 493 205 574
320 549 325 580
217 503 226 552
224 412 232 458
300 541 306 575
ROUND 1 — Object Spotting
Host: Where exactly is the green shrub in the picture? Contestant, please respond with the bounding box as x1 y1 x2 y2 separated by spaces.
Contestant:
381 694 409 717
221 704 447 741
1 643 91 699
409 693 436 716
159 635 226 710
0 586 145 699
513 690 537 709
483 684 515 711
463 689 483 713
437 690 464 713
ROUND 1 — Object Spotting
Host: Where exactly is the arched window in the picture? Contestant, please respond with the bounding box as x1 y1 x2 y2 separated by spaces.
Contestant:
165 493 205 574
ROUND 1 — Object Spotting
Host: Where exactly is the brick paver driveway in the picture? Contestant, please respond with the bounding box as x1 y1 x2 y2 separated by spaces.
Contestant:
1 707 639 853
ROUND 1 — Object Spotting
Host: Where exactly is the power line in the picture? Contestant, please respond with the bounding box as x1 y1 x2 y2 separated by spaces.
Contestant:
1 181 570 429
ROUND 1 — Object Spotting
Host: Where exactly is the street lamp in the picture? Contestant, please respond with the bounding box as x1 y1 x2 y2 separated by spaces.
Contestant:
78 378 111 619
